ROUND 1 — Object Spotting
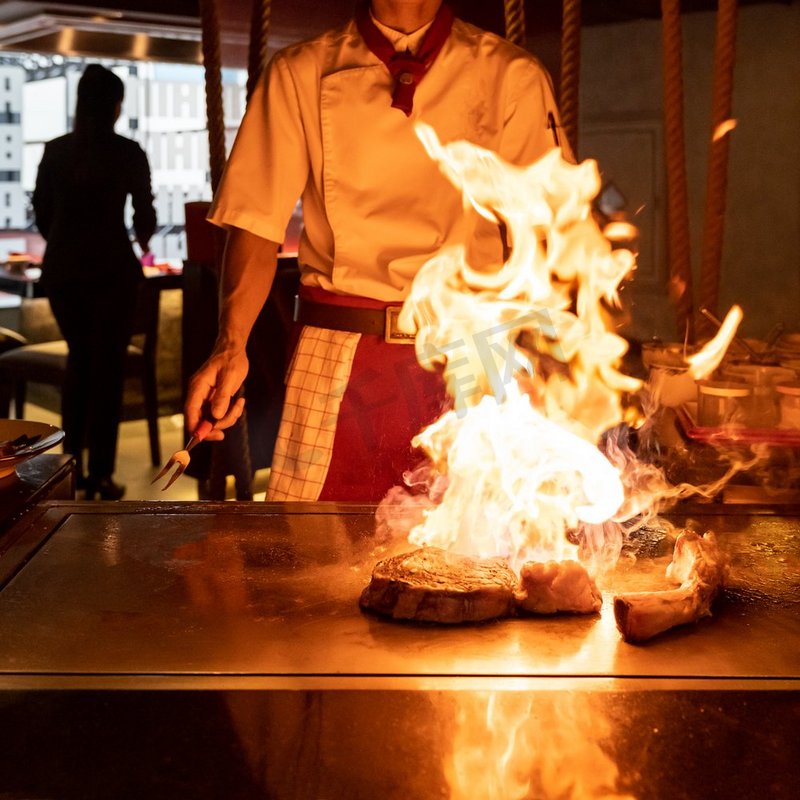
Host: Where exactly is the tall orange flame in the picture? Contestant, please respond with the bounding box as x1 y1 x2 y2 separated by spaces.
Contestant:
394 125 744 573
400 125 639 570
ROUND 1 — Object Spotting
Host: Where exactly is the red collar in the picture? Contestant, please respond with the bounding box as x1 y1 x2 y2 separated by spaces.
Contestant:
355 2 455 116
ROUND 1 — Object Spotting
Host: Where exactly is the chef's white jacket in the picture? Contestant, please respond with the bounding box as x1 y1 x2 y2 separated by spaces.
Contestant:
209 15 567 302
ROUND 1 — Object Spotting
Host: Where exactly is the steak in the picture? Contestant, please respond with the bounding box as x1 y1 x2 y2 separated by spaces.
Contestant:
360 547 517 623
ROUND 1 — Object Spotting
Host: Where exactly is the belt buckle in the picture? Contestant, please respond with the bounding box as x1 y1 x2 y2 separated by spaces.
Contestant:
384 306 415 345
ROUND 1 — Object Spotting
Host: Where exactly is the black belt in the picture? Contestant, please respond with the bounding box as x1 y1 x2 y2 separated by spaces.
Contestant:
293 296 415 344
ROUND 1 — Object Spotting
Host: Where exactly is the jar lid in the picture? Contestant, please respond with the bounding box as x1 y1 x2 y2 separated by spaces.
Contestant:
776 382 800 396
696 380 751 397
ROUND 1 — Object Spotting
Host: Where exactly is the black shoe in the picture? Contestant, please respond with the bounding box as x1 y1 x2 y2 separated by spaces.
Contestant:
85 476 126 501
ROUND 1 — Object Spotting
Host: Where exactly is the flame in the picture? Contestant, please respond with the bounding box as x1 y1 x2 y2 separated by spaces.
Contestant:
712 118 737 142
687 305 743 379
393 125 748 571
399 124 640 570
408 385 624 570
448 691 635 800
603 220 639 243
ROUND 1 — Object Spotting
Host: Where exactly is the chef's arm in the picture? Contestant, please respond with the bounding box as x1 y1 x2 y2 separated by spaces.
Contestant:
131 144 157 252
184 226 280 440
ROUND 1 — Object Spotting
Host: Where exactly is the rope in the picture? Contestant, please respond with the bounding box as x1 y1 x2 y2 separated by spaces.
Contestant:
697 0 738 335
503 0 526 47
246 0 272 103
199 0 254 500
660 0 694 341
559 0 581 158
199 0 226 196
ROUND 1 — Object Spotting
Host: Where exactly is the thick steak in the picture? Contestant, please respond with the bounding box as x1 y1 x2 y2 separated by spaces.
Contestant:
360 547 517 623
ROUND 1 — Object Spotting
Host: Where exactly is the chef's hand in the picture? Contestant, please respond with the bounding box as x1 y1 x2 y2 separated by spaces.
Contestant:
185 345 248 441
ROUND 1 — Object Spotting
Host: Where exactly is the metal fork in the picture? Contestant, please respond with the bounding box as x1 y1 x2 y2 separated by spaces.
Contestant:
151 418 215 491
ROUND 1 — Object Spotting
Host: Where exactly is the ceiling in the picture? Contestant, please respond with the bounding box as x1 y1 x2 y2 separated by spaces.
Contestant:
0 0 793 67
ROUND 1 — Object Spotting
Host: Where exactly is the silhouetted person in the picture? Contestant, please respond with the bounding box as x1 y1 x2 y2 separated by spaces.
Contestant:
33 64 156 500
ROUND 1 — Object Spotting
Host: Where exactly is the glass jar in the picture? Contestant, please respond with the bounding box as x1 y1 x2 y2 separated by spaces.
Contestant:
696 381 751 427
776 382 800 430
719 364 795 427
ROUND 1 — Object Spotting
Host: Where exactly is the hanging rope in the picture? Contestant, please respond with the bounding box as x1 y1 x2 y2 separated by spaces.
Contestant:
697 0 738 335
199 0 226 196
661 0 694 341
246 0 272 103
559 0 581 157
199 0 254 500
503 0 526 47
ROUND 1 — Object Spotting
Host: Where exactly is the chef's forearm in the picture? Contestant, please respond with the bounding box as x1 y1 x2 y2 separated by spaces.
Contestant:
216 226 281 352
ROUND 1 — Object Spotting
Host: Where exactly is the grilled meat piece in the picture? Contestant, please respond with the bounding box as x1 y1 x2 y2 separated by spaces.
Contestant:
360 547 517 623
614 530 727 643
515 560 602 615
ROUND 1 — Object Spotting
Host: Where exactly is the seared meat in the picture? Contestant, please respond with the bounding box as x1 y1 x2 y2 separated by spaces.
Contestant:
614 530 727 643
515 560 602 615
360 547 517 623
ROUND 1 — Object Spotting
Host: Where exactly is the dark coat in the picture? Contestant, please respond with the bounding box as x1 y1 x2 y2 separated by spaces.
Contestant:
33 132 156 289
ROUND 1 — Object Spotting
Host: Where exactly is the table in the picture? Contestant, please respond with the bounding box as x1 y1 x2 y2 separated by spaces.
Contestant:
0 501 797 798
0 265 41 299
0 267 183 338
0 264 183 299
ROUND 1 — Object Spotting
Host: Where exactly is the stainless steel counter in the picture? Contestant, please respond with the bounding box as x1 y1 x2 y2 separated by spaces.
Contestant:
0 501 797 799
0 501 798 686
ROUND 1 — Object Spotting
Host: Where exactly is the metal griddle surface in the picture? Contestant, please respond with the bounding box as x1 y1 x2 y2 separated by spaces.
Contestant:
0 502 798 686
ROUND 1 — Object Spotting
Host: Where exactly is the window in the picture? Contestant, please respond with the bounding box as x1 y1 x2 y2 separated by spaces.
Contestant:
3 77 9 91
4 193 9 206
0 102 18 124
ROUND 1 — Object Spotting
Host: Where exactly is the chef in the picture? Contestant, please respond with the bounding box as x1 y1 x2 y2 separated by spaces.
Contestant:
185 0 569 501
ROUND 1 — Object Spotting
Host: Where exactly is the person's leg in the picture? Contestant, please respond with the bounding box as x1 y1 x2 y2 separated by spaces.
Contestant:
85 285 137 493
47 288 92 481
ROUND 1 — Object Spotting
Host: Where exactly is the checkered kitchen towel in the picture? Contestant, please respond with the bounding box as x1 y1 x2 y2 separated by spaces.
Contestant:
266 325 361 501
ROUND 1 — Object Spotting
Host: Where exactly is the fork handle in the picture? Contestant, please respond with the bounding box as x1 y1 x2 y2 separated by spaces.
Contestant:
186 418 215 452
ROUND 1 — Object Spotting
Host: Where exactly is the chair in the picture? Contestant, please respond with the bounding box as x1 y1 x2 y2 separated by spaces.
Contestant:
0 279 163 466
